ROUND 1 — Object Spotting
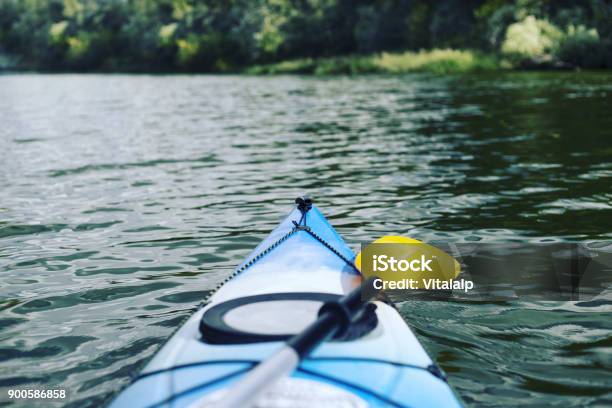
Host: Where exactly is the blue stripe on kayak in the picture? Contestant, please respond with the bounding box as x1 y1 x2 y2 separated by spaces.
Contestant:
143 367 253 408
305 206 355 262
131 357 433 383
126 358 456 408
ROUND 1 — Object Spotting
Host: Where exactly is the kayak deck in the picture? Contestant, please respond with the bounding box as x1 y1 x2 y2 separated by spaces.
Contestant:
110 203 461 407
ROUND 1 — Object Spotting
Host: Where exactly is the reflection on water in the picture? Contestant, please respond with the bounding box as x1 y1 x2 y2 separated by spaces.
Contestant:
0 73 610 407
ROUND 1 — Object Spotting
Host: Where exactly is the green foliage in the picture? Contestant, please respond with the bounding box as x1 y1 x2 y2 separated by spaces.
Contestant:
475 1 515 49
159 23 178 47
557 25 607 68
176 34 199 67
48 20 68 44
254 1 287 56
0 0 610 72
501 16 562 65
501 13 609 69
405 1 431 49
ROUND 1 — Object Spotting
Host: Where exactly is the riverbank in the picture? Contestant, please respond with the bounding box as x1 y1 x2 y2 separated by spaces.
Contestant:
0 48 598 76
1 48 501 75
246 49 502 75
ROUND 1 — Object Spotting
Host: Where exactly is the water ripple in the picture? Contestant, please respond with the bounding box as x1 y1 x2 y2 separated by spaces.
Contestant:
0 72 611 407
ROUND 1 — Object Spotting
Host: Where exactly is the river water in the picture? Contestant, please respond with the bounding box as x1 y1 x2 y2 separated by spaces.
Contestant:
0 73 610 407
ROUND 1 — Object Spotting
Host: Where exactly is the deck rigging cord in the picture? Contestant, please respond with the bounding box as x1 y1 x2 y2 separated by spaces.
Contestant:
200 196 360 307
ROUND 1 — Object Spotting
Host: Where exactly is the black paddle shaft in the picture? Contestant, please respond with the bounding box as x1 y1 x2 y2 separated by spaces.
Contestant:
287 277 380 358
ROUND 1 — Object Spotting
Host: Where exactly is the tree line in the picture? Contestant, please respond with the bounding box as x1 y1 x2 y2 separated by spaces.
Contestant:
0 0 610 72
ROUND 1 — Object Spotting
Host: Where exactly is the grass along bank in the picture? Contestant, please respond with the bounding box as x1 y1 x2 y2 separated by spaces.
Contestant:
246 49 501 75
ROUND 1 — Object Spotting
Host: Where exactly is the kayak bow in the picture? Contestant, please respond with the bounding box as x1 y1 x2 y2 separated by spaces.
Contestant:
109 198 462 408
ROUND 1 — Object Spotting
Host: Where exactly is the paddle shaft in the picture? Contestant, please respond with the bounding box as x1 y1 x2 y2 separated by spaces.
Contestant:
195 278 379 408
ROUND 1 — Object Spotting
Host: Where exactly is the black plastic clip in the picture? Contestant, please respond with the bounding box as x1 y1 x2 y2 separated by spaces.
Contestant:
291 220 311 231
295 196 313 213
